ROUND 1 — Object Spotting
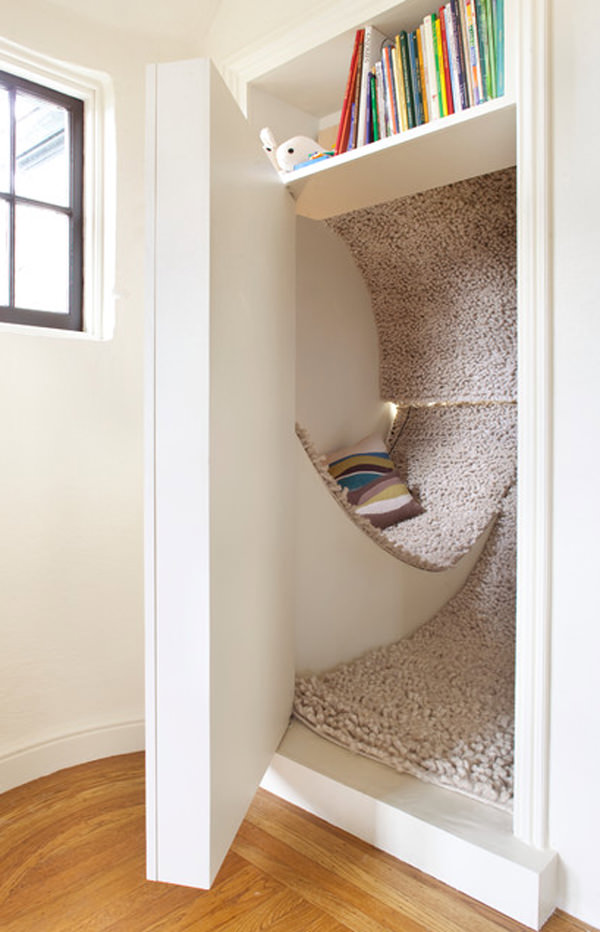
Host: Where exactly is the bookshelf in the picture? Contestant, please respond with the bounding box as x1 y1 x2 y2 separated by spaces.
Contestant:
248 0 515 219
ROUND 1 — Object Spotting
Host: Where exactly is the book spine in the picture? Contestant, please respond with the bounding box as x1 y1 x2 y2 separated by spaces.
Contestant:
484 0 497 97
449 0 469 109
474 0 490 102
355 30 370 148
393 37 408 131
407 30 424 125
457 0 474 106
439 5 455 114
416 26 430 123
365 78 372 143
399 31 416 128
383 45 400 133
433 14 447 117
334 29 364 155
375 60 388 136
495 0 505 95
369 69 380 141
348 30 365 148
465 0 483 105
423 16 440 120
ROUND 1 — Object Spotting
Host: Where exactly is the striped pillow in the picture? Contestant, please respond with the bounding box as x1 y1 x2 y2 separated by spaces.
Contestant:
326 432 423 528
326 432 394 492
346 472 424 528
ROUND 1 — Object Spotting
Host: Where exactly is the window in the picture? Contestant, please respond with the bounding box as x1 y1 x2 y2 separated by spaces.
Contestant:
0 68 83 331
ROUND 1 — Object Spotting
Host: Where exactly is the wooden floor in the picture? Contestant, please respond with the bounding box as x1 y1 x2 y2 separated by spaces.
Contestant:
0 753 595 932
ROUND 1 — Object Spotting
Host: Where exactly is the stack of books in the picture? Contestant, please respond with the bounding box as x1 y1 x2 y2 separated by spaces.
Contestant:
334 0 504 155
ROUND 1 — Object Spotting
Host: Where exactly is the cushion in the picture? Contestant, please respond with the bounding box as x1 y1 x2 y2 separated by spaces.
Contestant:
327 431 394 492
346 471 424 528
326 431 423 528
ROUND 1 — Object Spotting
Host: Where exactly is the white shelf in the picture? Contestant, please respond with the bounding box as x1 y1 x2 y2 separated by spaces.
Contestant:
282 95 516 219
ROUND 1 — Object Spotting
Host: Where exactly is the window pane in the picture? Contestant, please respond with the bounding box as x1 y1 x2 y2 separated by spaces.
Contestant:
0 88 9 194
0 198 9 304
15 204 69 313
15 92 69 207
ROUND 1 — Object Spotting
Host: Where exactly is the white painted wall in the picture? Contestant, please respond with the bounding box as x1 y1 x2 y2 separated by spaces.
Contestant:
548 1 600 926
0 0 198 790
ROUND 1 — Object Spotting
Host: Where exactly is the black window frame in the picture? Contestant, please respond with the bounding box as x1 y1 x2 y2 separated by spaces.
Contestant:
0 69 83 331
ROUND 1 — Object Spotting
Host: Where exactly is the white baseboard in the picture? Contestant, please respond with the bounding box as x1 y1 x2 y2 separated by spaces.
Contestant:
0 720 145 794
262 722 557 931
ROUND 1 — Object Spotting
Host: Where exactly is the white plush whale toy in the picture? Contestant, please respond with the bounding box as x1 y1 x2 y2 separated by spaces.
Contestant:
260 127 331 173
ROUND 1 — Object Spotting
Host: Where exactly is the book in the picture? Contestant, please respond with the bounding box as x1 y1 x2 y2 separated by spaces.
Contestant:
356 26 392 147
448 0 469 109
439 5 454 115
334 29 364 154
484 0 497 97
383 45 400 133
347 30 365 149
375 60 388 136
407 30 424 125
457 0 474 106
464 0 483 105
416 27 430 123
474 0 490 101
393 37 409 131
369 69 380 141
399 31 416 128
433 14 446 116
422 16 441 120
495 0 505 95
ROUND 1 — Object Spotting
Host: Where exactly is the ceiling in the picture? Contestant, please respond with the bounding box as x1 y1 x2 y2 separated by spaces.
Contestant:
40 0 222 46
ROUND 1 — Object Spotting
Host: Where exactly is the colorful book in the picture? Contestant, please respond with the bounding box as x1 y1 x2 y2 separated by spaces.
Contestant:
399 31 416 129
484 0 497 97
433 14 447 117
465 0 483 105
348 30 365 149
495 0 505 95
356 27 391 147
457 0 474 106
369 69 380 141
407 30 424 125
416 27 430 123
422 16 441 120
383 45 400 133
334 29 364 154
393 37 409 131
439 5 455 115
474 0 490 102
449 0 469 109
375 60 388 136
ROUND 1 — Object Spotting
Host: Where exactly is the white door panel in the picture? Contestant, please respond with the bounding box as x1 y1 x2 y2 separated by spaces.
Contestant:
145 58 296 888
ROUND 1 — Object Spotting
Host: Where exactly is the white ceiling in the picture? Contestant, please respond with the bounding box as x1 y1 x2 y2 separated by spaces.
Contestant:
40 0 222 46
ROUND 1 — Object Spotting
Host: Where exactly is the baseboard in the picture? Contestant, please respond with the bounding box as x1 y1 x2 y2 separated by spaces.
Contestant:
0 720 145 794
262 722 557 931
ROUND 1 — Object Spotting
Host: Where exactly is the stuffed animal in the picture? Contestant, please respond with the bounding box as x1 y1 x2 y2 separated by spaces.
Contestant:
260 127 331 173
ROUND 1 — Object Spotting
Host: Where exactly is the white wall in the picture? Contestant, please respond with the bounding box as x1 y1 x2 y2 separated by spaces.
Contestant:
548 1 600 925
0 0 197 790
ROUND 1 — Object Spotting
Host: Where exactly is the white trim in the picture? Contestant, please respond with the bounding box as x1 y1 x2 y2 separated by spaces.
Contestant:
263 728 558 931
0 720 145 794
144 62 159 883
0 36 116 340
513 0 553 849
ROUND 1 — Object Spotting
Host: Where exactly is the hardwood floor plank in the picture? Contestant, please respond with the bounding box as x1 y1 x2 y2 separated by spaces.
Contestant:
249 788 527 932
0 753 597 932
233 819 432 932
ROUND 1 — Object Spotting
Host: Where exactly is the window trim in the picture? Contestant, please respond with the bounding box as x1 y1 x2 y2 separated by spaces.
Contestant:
0 36 115 340
0 68 84 330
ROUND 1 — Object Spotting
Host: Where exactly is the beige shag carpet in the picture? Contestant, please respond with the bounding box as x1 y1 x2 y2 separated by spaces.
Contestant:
294 485 516 809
